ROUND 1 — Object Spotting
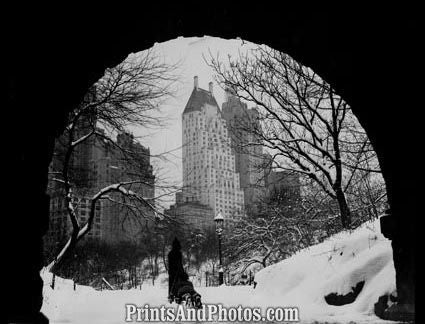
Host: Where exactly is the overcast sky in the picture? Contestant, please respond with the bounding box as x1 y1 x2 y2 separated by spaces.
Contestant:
124 36 259 207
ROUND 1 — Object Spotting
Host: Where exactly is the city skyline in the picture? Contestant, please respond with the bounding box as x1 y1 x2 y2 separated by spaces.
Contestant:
129 36 259 208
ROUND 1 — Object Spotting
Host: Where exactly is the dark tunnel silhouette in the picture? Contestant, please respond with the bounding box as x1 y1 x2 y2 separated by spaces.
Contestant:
6 6 417 322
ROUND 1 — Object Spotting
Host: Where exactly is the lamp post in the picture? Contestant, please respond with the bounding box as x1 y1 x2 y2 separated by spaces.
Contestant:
214 212 224 285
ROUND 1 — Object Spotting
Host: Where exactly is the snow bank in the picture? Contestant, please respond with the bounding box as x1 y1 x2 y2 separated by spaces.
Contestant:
249 218 396 323
41 218 396 323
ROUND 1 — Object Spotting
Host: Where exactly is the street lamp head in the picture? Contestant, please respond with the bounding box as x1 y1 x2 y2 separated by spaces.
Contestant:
214 212 224 222
214 212 224 231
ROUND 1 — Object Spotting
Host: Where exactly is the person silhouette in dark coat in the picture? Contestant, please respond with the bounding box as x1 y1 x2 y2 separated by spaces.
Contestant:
168 238 186 301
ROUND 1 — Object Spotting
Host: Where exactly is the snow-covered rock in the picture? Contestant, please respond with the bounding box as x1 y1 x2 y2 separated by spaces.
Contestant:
250 217 396 323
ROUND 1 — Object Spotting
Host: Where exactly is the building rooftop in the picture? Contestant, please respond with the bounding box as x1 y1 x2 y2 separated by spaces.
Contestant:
183 76 221 115
183 87 220 114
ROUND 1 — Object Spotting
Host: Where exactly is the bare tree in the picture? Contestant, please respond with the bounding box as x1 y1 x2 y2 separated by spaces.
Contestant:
208 46 384 229
46 50 178 272
225 186 303 272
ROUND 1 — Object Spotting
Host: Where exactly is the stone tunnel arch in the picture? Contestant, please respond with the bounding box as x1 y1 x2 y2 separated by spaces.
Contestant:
6 7 417 322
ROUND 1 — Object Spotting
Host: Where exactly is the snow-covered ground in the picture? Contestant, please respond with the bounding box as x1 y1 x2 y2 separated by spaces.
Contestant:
41 218 397 323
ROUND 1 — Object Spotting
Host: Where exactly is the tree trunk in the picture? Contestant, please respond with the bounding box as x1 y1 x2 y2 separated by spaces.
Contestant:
336 188 351 229
49 230 79 273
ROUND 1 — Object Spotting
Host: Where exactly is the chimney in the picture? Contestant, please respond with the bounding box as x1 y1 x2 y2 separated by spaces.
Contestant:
194 76 199 89
209 81 213 95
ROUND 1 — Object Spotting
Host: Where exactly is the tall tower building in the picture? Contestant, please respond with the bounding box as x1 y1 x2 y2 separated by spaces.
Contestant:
181 76 244 221
222 86 266 211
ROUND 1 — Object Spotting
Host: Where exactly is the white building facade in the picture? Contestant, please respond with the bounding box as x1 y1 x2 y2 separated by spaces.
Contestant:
182 76 244 221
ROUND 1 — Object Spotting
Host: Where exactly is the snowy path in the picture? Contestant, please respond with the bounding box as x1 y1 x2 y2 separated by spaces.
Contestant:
41 284 394 324
42 284 256 324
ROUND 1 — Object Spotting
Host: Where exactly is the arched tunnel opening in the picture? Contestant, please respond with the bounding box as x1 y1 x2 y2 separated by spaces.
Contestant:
6 6 417 323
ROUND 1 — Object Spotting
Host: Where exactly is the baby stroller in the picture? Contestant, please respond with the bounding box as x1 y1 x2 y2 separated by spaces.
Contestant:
170 273 202 309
